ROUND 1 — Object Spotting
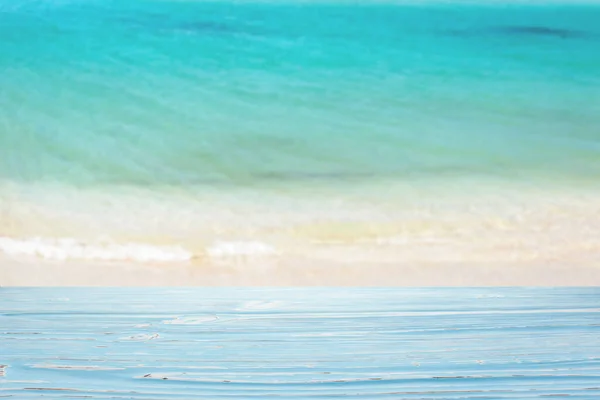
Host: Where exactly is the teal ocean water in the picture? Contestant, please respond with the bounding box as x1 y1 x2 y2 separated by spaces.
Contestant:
1 1 599 264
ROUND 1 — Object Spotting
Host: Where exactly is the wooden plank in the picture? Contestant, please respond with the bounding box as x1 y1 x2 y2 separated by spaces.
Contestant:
0 288 599 399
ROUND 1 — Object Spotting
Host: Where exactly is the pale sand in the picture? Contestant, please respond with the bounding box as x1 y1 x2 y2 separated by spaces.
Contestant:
1 183 599 286
1 256 598 286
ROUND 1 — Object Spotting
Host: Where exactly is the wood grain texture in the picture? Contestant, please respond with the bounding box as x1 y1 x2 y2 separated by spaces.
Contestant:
0 288 599 399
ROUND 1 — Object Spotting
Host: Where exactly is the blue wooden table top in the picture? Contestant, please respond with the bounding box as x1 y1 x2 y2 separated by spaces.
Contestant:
1 288 599 399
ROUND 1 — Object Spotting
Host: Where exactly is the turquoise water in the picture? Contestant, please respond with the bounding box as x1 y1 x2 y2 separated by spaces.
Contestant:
1 0 600 188
1 1 600 263
1 288 599 398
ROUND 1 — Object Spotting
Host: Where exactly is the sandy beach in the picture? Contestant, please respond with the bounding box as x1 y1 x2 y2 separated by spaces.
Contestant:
1 256 598 286
1 184 599 286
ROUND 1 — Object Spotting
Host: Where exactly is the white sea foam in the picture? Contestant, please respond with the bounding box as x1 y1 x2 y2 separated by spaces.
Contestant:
0 236 192 262
206 241 277 258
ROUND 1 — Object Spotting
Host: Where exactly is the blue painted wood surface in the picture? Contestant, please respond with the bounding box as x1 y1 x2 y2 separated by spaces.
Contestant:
1 288 599 398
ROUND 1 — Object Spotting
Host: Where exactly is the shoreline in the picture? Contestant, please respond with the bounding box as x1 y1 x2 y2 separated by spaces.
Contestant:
1 182 599 286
